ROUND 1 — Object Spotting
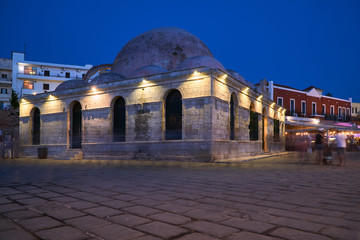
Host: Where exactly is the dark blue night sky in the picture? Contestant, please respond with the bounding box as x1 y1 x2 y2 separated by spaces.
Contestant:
2 0 359 102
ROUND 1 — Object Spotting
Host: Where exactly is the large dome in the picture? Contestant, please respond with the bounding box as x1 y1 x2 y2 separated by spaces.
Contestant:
112 27 214 77
176 55 225 71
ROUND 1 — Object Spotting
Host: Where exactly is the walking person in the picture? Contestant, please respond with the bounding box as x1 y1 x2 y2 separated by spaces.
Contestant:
315 131 324 165
335 132 347 166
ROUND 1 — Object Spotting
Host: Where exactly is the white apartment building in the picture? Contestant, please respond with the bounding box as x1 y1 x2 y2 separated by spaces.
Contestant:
11 52 92 97
0 58 12 110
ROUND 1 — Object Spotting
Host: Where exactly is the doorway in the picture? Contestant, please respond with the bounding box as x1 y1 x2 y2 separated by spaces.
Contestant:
262 108 267 151
32 108 40 145
71 102 82 148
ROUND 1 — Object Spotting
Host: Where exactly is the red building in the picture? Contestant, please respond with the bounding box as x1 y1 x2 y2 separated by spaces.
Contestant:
269 82 352 122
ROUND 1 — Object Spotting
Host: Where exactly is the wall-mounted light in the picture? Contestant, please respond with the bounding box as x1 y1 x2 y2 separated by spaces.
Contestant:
48 95 56 101
139 79 152 88
32 92 37 96
217 73 227 84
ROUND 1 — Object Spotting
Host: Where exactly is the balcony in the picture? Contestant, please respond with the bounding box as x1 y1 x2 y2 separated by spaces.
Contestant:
324 114 351 122
18 73 82 82
286 111 304 117
0 93 11 101
0 78 12 84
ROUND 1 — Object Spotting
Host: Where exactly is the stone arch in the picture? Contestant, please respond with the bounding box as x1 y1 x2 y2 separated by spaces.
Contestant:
230 92 238 140
249 102 258 141
30 107 40 145
273 111 280 142
281 122 285 136
164 89 182 140
262 107 268 151
111 96 126 142
83 64 112 83
68 101 82 149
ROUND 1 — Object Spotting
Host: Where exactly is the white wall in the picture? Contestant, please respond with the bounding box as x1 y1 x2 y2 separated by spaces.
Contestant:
12 52 92 97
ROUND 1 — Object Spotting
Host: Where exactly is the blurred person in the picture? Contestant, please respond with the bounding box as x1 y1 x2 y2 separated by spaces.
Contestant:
296 133 308 162
4 140 12 159
335 132 347 166
315 131 324 165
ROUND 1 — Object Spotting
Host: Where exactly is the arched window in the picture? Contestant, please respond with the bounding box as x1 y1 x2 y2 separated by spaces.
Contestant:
165 90 182 140
273 118 280 142
262 108 267 150
32 108 40 145
71 102 82 149
113 97 126 142
230 94 236 140
249 102 258 141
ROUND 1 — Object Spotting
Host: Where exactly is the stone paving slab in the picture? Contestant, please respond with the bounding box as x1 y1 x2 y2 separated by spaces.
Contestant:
35 226 89 240
17 216 63 232
0 229 37 240
90 224 144 240
0 152 359 239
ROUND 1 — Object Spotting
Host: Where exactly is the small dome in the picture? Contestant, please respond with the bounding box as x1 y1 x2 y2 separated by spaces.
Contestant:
226 69 255 88
89 72 126 85
127 65 167 78
112 27 214 76
176 55 225 71
55 80 87 92
226 69 245 82
83 64 112 83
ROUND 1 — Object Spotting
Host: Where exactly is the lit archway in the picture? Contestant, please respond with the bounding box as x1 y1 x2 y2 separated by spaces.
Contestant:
249 102 258 141
262 107 268 151
165 90 182 140
71 101 82 149
230 93 237 140
113 97 126 142
31 107 40 145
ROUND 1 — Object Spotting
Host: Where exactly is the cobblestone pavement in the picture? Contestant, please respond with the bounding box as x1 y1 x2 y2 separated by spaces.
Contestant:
0 153 360 240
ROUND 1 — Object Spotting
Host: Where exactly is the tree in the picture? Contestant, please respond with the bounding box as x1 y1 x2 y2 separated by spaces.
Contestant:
7 89 20 158
325 92 333 97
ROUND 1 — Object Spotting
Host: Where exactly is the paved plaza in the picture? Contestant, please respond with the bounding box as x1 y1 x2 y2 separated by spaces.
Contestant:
0 153 360 240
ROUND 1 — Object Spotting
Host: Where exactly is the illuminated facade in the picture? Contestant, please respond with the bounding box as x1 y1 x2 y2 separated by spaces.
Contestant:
19 28 285 161
269 82 352 122
11 52 92 97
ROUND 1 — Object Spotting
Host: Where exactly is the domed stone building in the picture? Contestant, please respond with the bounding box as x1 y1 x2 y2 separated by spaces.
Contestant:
19 27 285 161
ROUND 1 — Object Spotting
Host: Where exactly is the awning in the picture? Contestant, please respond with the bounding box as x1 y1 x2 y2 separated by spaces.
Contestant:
285 117 360 132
